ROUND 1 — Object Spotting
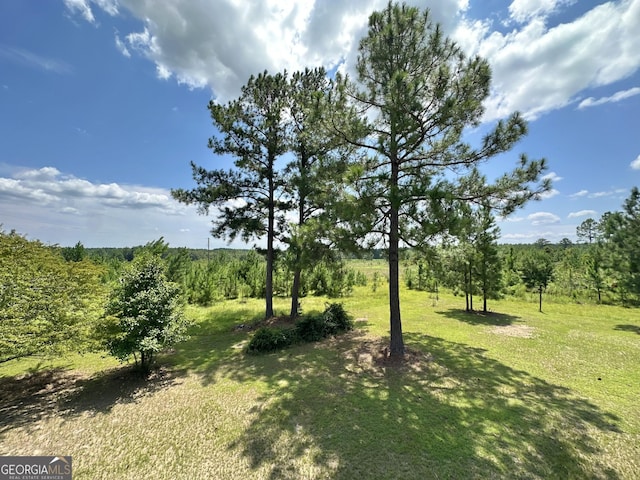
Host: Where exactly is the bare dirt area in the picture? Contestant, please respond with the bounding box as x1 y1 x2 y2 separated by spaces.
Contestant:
334 331 434 375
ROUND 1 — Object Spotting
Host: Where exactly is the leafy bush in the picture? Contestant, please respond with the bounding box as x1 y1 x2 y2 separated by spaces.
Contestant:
246 326 297 354
322 302 353 335
295 314 326 342
246 303 353 354
104 254 190 370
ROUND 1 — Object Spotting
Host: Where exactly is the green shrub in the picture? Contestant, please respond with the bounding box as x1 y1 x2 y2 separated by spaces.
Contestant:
246 326 296 354
296 314 326 342
322 303 353 335
246 303 353 354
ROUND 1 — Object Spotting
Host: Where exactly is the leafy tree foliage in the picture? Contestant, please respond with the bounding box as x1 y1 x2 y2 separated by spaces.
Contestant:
0 230 105 363
104 254 190 370
599 187 640 303
332 2 549 355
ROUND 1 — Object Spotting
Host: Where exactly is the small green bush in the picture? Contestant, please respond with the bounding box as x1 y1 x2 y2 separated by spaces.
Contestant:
246 303 353 354
296 314 326 342
246 326 296 354
322 303 353 335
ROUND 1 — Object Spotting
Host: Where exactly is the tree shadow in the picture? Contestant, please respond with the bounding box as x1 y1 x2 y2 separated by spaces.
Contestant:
0 305 627 478
614 324 640 335
209 330 621 479
437 308 521 326
0 364 182 437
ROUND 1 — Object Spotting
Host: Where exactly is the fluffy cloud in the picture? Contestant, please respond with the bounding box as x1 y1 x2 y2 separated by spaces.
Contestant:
537 188 560 200
589 188 627 198
63 0 118 23
64 1 640 121
500 230 573 242
527 211 561 225
568 209 597 218
468 0 640 120
1 167 181 212
631 154 640 170
0 166 216 247
542 171 563 182
508 0 576 24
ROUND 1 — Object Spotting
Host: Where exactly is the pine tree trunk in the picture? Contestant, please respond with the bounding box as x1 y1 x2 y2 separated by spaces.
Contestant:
483 272 488 313
290 176 306 319
469 263 474 311
265 164 275 319
464 268 470 312
388 160 404 357
290 267 301 318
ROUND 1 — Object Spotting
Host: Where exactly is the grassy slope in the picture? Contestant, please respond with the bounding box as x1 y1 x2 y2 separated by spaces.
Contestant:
1 280 639 479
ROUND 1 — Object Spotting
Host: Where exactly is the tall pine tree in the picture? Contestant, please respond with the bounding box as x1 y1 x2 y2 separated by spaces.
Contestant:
332 2 549 356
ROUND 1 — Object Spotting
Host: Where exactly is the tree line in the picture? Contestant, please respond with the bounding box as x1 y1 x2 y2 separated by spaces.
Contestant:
2 181 637 367
404 187 640 312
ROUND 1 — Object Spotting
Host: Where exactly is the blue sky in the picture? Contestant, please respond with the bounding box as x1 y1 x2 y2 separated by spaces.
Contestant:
0 0 638 248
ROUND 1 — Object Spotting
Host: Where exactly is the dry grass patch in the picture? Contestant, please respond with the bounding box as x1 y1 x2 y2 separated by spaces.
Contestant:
490 324 536 338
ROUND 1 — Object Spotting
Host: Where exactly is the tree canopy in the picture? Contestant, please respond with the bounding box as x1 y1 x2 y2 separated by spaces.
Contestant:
0 230 106 363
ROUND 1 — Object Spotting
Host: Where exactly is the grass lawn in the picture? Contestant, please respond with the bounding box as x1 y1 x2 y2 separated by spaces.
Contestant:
1 284 639 479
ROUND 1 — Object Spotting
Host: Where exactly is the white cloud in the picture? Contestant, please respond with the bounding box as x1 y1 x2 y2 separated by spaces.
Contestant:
500 230 574 242
508 0 575 24
588 188 626 198
542 171 562 182
64 0 470 102
536 188 560 200
114 33 131 57
0 166 181 212
63 0 96 23
527 211 561 225
578 86 640 109
630 154 640 170
568 209 597 219
570 189 588 198
63 0 640 121
0 166 220 248
477 0 640 121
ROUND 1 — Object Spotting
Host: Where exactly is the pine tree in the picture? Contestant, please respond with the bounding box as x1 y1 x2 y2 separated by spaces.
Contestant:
331 2 549 356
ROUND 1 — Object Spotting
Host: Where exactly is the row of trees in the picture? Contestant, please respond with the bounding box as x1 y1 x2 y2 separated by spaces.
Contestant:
404 187 640 312
173 1 550 356
4 181 637 366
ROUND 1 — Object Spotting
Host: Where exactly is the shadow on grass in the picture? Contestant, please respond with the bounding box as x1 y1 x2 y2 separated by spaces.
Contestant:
0 306 277 441
0 365 181 437
614 324 640 335
197 330 622 479
0 303 625 478
437 308 521 326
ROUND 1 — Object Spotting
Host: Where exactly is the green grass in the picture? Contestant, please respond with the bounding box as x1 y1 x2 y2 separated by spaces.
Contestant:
1 287 639 479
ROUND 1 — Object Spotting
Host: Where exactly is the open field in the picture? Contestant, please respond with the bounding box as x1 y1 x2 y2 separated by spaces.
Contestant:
1 286 639 479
